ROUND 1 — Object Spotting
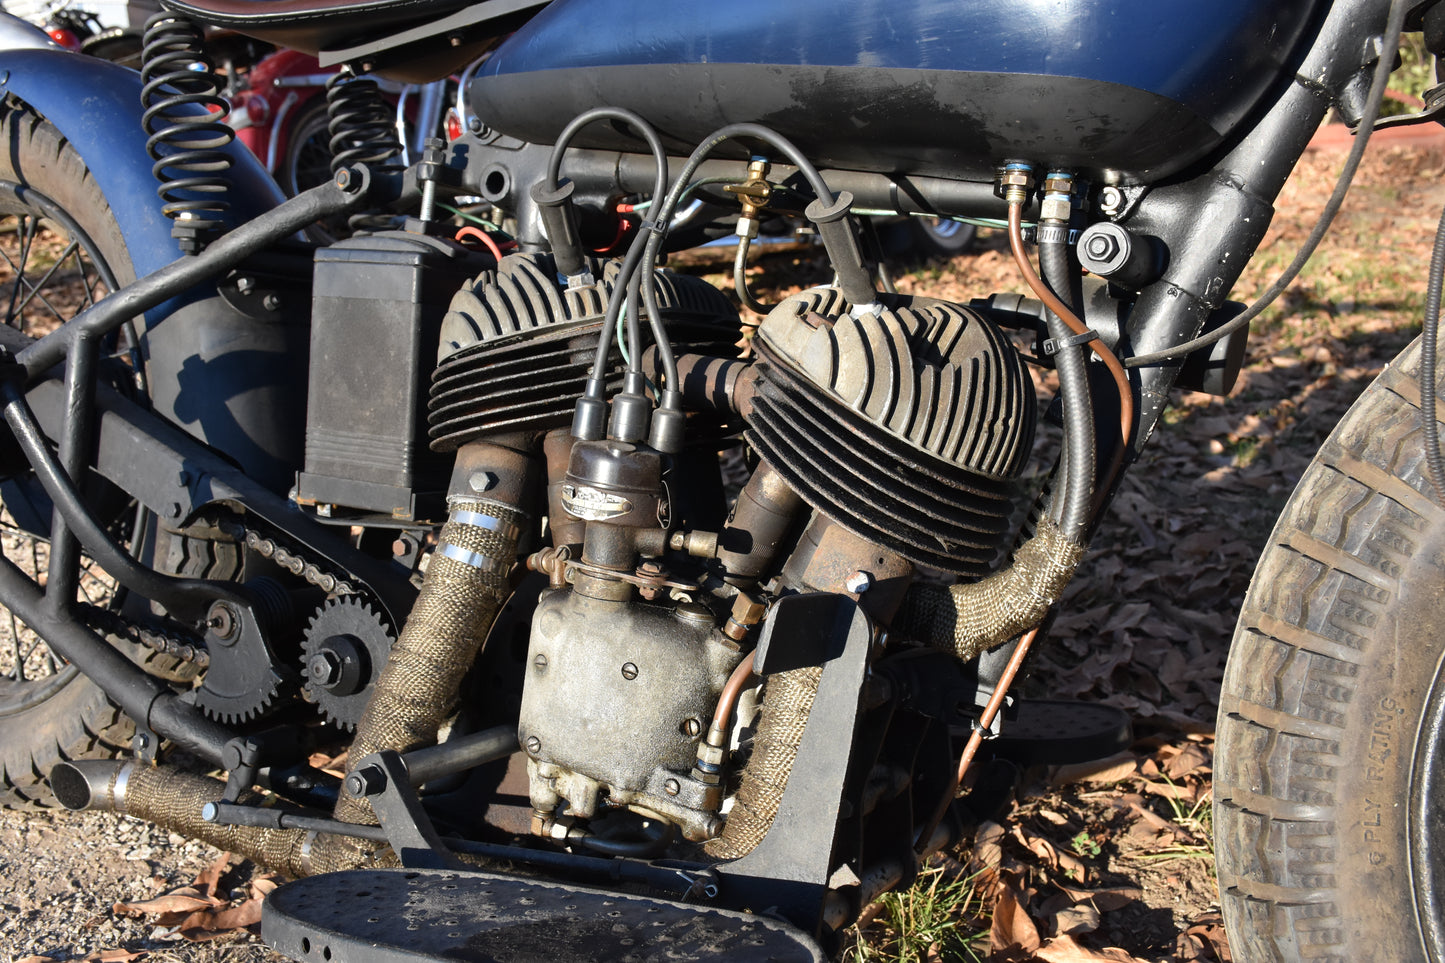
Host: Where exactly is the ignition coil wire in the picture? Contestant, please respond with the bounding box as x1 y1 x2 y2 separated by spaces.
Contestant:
546 107 669 205
1122 0 1406 369
547 108 670 371
636 123 841 411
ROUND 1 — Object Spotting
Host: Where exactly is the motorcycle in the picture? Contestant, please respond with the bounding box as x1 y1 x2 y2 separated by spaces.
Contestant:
0 0 1436 959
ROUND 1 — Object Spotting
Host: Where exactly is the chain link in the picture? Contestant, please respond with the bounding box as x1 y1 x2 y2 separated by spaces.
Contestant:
232 526 362 597
80 605 211 668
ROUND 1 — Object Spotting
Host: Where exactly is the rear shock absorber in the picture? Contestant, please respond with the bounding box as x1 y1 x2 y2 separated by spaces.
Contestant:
140 13 235 255
324 69 404 230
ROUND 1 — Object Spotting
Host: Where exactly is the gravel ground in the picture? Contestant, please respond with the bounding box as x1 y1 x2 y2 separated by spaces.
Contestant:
0 807 277 962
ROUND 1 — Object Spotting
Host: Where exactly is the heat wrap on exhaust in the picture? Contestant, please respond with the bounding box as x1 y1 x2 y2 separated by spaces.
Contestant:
703 664 822 860
120 764 388 878
705 516 1084 860
326 496 527 853
893 514 1085 662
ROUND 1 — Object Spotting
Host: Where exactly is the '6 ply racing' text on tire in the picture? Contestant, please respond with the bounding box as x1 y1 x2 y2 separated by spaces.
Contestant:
1216 334 1445 962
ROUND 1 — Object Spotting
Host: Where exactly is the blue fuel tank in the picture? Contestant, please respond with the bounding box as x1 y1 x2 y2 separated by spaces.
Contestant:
472 0 1323 184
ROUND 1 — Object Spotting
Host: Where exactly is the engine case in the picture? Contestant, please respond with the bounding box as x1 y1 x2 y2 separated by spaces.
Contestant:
519 588 744 834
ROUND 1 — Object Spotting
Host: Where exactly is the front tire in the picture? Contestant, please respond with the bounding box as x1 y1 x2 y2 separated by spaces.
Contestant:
1216 335 1445 962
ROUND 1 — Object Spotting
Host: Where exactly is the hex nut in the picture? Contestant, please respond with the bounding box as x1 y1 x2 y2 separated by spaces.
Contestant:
730 591 766 624
345 765 386 798
1076 223 1131 275
695 743 726 769
1039 196 1072 222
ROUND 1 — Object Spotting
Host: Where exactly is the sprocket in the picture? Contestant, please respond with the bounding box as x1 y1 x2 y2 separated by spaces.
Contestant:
301 597 395 731
194 604 292 724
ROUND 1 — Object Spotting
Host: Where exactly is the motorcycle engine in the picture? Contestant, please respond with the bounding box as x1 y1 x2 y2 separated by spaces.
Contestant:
427 245 1035 845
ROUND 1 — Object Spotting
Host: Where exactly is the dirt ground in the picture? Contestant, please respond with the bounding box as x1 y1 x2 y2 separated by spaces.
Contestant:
1 132 1442 963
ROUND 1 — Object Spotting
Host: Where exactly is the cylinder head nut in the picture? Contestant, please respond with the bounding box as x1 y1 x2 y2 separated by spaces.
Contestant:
1098 186 1126 216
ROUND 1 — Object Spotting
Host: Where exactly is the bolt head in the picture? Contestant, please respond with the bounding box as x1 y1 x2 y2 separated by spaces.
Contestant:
664 778 681 796
681 717 703 738
621 662 639 681
1099 186 1125 214
525 735 542 755
307 651 342 687
1085 234 1117 260
844 570 873 594
345 765 386 798
468 471 497 493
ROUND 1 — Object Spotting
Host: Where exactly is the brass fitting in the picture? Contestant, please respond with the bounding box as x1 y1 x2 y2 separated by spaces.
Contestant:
722 589 766 642
726 158 774 237
1039 171 1075 222
995 164 1035 204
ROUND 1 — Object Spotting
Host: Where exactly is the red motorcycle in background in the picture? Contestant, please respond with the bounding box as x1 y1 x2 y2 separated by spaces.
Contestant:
227 47 470 197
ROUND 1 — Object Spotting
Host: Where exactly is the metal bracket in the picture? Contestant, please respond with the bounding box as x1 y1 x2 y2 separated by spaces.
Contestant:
347 750 466 871
717 593 874 934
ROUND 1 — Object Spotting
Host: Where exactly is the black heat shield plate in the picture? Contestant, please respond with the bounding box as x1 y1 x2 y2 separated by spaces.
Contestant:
264 867 826 962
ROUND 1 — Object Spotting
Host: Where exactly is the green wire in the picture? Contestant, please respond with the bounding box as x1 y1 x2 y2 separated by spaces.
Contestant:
616 298 631 367
848 209 1023 230
630 176 743 213
438 203 511 236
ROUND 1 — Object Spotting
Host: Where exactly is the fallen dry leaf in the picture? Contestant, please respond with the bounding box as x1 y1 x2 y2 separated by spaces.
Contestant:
1049 901 1102 937
112 891 218 919
1035 933 1154 962
192 851 233 901
174 897 265 941
990 882 1042 957
1181 914 1232 962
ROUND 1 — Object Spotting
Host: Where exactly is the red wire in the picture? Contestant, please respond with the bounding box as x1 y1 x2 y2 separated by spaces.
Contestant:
455 226 504 262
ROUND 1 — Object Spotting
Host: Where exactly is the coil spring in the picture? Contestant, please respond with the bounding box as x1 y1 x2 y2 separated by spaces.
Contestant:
325 71 403 174
140 14 234 249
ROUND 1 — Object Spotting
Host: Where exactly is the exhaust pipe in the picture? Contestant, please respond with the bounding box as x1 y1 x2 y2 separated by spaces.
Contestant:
53 439 538 877
52 760 385 877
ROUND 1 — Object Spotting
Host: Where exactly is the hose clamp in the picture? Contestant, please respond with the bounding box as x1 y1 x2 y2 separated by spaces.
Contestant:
439 542 513 575
299 830 318 876
450 509 520 542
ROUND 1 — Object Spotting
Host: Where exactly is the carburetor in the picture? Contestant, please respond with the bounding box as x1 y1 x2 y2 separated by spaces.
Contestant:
519 438 745 841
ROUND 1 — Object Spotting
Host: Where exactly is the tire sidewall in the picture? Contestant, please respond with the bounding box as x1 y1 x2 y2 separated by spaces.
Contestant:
1217 335 1445 962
